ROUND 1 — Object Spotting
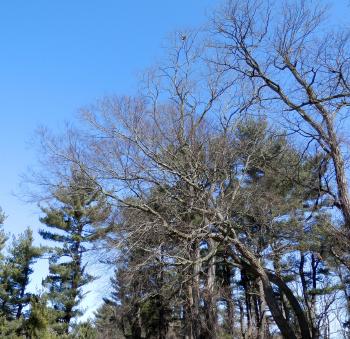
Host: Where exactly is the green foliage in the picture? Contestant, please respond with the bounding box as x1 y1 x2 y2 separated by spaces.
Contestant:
26 295 59 339
139 295 168 338
0 228 43 323
40 169 110 334
0 315 24 338
94 303 120 338
70 320 98 339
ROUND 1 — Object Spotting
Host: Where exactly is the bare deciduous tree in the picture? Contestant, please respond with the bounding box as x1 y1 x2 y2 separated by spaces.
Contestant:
29 2 350 337
211 0 350 239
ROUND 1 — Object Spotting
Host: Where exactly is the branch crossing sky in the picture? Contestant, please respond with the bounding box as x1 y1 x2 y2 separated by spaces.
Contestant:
0 0 347 320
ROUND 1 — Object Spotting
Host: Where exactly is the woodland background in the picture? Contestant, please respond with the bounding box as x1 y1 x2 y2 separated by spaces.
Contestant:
1 1 350 338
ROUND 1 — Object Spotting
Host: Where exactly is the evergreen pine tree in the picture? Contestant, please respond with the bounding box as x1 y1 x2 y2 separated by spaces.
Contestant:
0 228 42 319
94 302 122 339
7 228 44 319
0 228 43 337
26 295 58 339
39 169 110 335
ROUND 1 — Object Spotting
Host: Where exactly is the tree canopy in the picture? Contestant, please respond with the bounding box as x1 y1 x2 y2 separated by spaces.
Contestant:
2 0 350 338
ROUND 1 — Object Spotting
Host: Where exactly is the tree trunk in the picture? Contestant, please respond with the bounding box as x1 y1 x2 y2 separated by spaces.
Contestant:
187 243 202 339
326 121 350 230
257 279 267 339
232 238 298 339
266 271 312 339
204 240 217 338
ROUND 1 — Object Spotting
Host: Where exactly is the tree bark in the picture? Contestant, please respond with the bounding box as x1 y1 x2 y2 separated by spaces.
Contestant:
232 238 298 339
205 239 217 338
267 271 311 339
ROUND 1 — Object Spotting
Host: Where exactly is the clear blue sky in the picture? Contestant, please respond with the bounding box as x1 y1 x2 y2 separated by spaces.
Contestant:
0 0 348 321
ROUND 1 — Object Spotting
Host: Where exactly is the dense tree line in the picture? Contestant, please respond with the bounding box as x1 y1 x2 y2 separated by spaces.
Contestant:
0 174 111 338
1 0 350 338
